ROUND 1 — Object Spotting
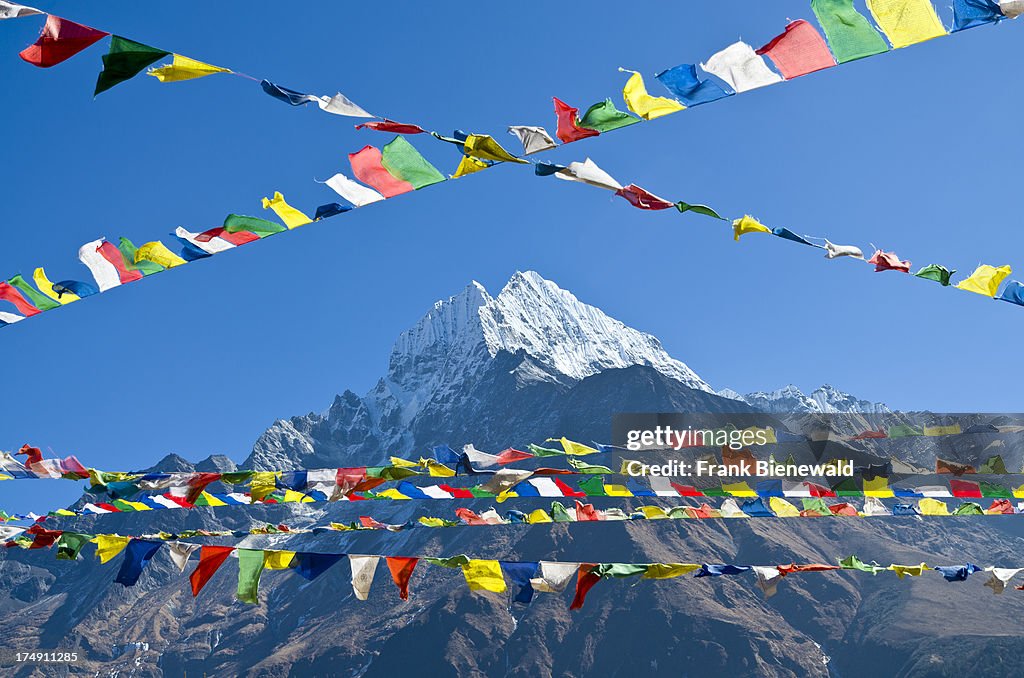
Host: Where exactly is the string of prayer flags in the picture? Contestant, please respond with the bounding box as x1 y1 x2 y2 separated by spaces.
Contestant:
552 97 600 143
701 42 782 93
756 20 837 79
507 126 557 155
811 0 890 63
19 15 107 68
0 2 41 19
95 37 169 95
868 250 912 273
618 69 685 120
148 55 231 82
866 0 948 48
955 265 1013 297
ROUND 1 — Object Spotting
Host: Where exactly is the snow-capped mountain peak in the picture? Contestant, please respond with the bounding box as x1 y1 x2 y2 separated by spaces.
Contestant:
721 384 889 414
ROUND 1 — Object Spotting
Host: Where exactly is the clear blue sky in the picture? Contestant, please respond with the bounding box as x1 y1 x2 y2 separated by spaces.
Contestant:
2 1 1023 513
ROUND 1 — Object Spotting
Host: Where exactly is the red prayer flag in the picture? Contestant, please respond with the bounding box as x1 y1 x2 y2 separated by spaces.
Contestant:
17 444 44 466
852 429 887 440
439 485 475 499
828 503 858 516
185 473 222 503
553 477 586 497
19 16 109 68
349 145 414 197
160 493 195 508
355 120 427 135
670 482 704 497
804 482 836 498
575 500 601 521
756 20 836 80
777 563 841 576
936 459 975 475
386 556 418 600
553 98 599 144
190 545 235 596
569 564 601 610
197 227 260 246
97 241 144 283
949 479 983 498
26 524 62 549
494 448 534 465
615 184 675 210
988 499 1014 514
868 250 911 273
0 283 40 316
455 508 488 525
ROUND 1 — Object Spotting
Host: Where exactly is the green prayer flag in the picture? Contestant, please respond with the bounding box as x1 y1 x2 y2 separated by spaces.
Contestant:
594 563 648 579
667 507 691 519
914 264 955 286
527 443 563 457
832 477 861 496
118 238 164 276
953 502 985 515
550 501 573 522
7 274 60 311
95 37 170 96
578 98 640 132
56 532 93 560
838 555 885 574
468 486 496 498
425 554 471 568
236 549 265 603
979 482 1012 498
577 476 608 496
376 466 421 481
801 497 832 515
221 471 255 485
889 424 923 438
380 136 445 190
568 459 613 474
675 201 725 220
811 0 889 64
979 456 1008 475
223 214 286 237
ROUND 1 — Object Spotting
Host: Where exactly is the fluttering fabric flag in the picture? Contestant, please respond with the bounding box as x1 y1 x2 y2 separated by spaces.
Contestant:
501 561 540 603
461 559 508 593
136 241 186 269
955 264 1012 297
261 191 312 228
733 215 772 241
19 15 108 68
314 203 351 220
0 2 42 19
701 42 783 93
355 120 427 134
997 281 1024 306
677 201 725 220
349 145 414 197
148 55 231 82
577 99 640 132
32 268 77 304
114 539 162 586
824 240 864 259
619 69 685 120
811 0 890 63
772 227 820 247
655 64 732 107
236 548 266 603
463 134 528 164
350 555 380 600
189 545 235 596
889 562 927 578
93 534 131 564
553 98 600 143
294 552 344 581
78 239 143 291
756 20 837 79
52 280 97 300
260 80 323 107
167 541 201 572
553 158 623 191
866 0 947 48
95 37 170 95
983 567 1023 593
753 565 783 597
507 126 557 155
840 555 887 574
322 173 385 207
0 281 41 316
56 532 92 560
530 561 579 593
569 564 601 610
223 214 285 238
616 185 676 210
173 227 233 256
452 155 490 178
694 564 752 577
914 264 955 286
1000 0 1024 17
952 0 1005 31
386 556 418 600
118 238 164 276
868 249 911 272
316 92 374 118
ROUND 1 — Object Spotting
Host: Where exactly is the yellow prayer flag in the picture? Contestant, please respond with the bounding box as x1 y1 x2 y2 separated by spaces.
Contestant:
389 456 419 468
461 559 508 593
769 497 801 517
863 476 894 498
418 517 448 528
375 488 410 500
640 506 669 520
722 481 757 497
603 484 633 497
250 471 279 501
262 191 312 229
93 535 131 564
918 498 950 515
264 550 296 570
423 459 456 477
137 241 186 269
955 265 1012 297
33 267 77 303
527 509 553 523
119 500 152 511
148 55 231 82
1013 485 1024 499
452 154 490 178
495 489 518 503
198 492 227 507
620 69 685 120
282 489 314 503
643 563 701 579
733 215 771 242
889 562 927 578
553 437 597 456
924 424 962 436
463 134 528 164
866 0 947 49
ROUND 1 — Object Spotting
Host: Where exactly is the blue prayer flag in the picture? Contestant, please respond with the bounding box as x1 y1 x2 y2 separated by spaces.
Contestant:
114 540 162 586
655 64 732 107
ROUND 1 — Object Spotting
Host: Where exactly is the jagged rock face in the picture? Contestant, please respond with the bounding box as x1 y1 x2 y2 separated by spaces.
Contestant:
723 384 890 415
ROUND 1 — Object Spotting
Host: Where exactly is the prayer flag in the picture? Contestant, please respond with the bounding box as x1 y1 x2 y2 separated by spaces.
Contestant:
463 134 528 164
349 145 414 197
501 562 540 603
350 555 380 600
868 249 911 272
772 227 819 247
733 215 772 241
616 184 675 210
95 37 169 95
867 0 947 48
136 241 186 269
118 238 164 276
355 120 427 134
569 564 601 610
56 532 92 560
462 559 507 593
952 0 1005 31
148 55 231 82
294 553 345 581
507 126 557 155
0 281 40 316
223 214 285 238
530 561 579 593
190 545 235 596
914 264 955 285
701 42 782 93
314 202 351 220
316 92 373 117
167 542 201 572
261 191 312 228
236 548 265 603
78 238 143 291
955 264 1012 297
655 64 732 106
260 80 321 106
811 0 890 63
577 99 640 132
824 240 864 259
619 69 685 120
93 534 131 564
0 2 42 19
114 540 162 586
553 158 623 191
32 268 77 303
322 172 385 207
386 556 418 600
997 280 1024 306
1000 1 1024 17
381 136 446 189
19 15 108 68
553 98 600 143
756 20 836 79
677 201 725 219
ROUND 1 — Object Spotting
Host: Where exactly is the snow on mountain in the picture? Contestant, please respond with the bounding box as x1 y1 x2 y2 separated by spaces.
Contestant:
721 384 889 414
